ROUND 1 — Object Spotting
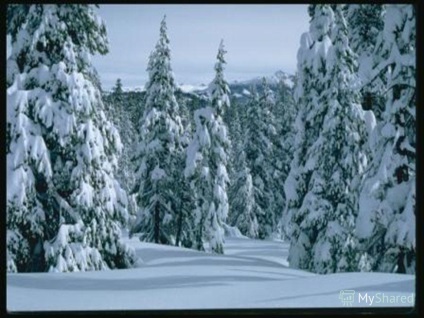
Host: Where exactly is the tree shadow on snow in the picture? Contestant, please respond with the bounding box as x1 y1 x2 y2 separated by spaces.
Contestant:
136 247 211 263
254 278 415 305
225 243 289 251
7 273 281 292
229 268 305 279
141 255 285 270
228 249 290 258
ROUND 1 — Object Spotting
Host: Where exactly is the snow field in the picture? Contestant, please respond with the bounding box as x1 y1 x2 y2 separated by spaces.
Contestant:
7 234 414 311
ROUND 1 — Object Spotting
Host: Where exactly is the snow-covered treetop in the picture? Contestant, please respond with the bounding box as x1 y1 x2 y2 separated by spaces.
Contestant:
378 5 415 69
380 5 415 156
381 5 415 55
294 5 334 104
260 77 275 105
215 40 227 75
210 40 231 116
309 4 335 42
143 15 179 115
159 15 169 46
113 78 123 95
366 5 415 91
326 6 360 94
7 5 30 42
7 5 108 93
7 5 108 83
346 4 384 57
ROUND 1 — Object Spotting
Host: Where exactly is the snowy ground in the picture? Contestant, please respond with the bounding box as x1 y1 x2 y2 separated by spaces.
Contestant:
7 234 415 311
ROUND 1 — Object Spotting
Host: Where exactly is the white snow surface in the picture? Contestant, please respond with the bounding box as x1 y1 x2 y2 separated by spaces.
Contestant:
7 234 414 311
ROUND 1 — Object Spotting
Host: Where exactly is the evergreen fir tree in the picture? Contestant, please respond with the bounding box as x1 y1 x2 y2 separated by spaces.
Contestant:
113 78 124 95
223 97 238 196
356 4 416 274
7 4 135 273
185 40 231 254
274 80 297 180
243 78 281 239
131 16 184 245
185 107 213 251
227 102 258 238
345 4 384 58
346 4 386 120
243 89 264 239
275 81 296 240
257 78 280 238
103 79 138 221
175 99 196 248
228 148 258 238
298 6 368 273
227 101 241 179
283 4 335 270
284 4 368 273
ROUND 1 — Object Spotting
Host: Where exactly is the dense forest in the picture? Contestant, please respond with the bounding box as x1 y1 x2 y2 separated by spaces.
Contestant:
7 4 415 276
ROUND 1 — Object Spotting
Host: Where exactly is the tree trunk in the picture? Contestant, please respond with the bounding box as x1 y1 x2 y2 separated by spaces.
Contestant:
196 214 204 251
154 203 160 244
396 249 406 273
175 207 182 247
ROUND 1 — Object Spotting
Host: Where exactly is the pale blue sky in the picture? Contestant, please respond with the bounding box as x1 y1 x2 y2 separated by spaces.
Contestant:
7 5 310 90
94 4 309 89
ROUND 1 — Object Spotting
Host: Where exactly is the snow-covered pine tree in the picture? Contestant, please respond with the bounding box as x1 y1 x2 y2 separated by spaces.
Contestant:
175 97 196 248
227 100 241 179
131 16 184 245
227 93 251 202
7 4 136 273
104 80 121 128
227 104 240 216
234 86 251 137
227 100 258 238
243 88 266 240
345 4 384 59
113 78 124 95
185 40 231 254
185 108 213 251
345 4 386 121
222 97 239 196
356 4 416 274
295 6 369 273
174 170 195 248
272 80 297 240
228 147 258 238
205 40 231 254
283 5 336 247
222 86 238 134
103 79 138 221
275 79 297 175
283 4 339 272
256 78 281 238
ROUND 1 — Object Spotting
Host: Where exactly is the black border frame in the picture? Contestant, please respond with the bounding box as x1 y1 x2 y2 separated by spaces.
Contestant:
2 0 422 317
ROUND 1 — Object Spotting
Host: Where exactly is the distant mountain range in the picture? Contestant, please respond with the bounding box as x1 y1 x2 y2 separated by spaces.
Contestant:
195 70 295 102
106 70 295 100
231 70 295 89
